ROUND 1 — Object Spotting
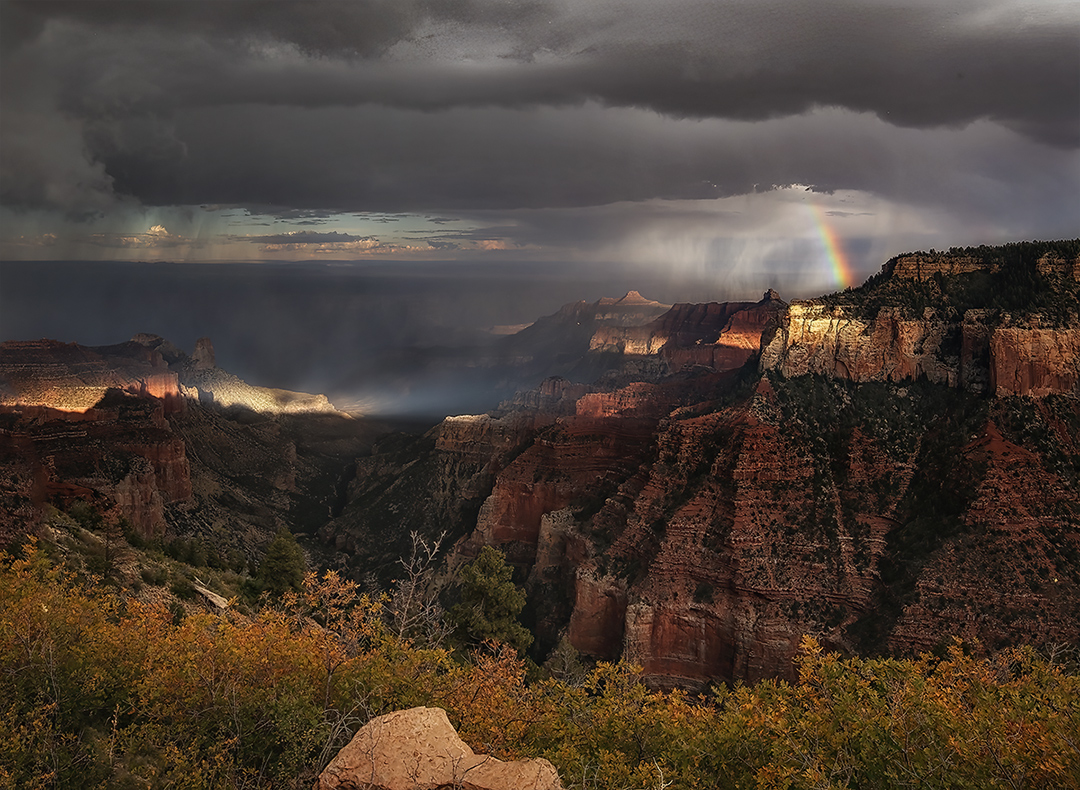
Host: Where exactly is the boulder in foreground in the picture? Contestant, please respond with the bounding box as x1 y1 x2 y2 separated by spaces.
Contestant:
316 706 562 790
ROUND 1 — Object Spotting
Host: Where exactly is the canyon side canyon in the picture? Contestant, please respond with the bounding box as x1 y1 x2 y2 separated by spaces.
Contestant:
2 240 1079 688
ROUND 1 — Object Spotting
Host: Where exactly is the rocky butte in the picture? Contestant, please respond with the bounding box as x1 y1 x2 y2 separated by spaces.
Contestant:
329 240 1080 688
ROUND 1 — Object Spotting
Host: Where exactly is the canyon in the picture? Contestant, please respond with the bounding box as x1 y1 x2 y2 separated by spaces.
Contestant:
0 335 380 559
1 240 1078 689
329 241 1080 686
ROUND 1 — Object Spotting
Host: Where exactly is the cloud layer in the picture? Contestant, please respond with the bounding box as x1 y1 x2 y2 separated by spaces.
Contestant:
0 0 1077 265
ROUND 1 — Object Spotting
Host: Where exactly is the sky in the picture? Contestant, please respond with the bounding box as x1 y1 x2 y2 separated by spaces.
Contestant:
1 0 1077 294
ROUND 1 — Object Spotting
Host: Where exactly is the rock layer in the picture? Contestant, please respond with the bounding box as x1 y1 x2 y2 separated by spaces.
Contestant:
0 394 191 539
591 291 786 374
761 304 1080 398
0 338 185 413
990 327 1080 397
760 304 957 386
0 335 378 556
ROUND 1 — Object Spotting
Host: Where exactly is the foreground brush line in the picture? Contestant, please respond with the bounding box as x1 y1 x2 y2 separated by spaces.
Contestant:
2 547 1077 790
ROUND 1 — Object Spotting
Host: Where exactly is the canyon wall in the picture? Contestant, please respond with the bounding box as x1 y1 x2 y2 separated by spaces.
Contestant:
557 391 902 687
761 304 1080 398
590 291 786 374
759 304 957 386
990 327 1080 397
8 246 1075 689
374 273 1080 687
0 338 185 413
891 254 995 280
0 396 191 539
513 373 1077 688
0 335 375 555
890 250 1079 281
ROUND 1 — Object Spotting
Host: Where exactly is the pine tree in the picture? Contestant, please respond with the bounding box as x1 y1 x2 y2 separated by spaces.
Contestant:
256 530 306 595
450 546 533 651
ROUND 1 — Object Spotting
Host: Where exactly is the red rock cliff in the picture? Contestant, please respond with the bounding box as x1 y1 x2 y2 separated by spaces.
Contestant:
590 292 785 373
430 353 1080 689
762 304 1080 398
990 326 1080 397
0 396 191 539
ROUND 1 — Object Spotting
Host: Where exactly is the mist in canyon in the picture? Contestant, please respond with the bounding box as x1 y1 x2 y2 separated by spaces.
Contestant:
0 258 829 419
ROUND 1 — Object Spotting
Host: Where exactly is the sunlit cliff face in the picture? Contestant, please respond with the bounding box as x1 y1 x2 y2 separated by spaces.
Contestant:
3 383 340 418
193 386 339 416
0 339 176 414
178 372 342 416
0 336 347 418
9 385 110 413
0 375 186 416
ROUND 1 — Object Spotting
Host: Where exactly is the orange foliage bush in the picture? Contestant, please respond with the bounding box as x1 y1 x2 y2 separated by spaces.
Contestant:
2 545 1078 789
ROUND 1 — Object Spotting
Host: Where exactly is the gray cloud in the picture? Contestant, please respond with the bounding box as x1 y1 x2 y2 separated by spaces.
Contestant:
0 0 1076 244
3 0 426 58
80 103 1078 235
9 1 1076 138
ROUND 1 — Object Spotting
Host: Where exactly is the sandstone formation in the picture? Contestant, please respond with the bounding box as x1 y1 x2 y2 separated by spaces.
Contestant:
191 336 216 370
492 291 671 385
761 305 1080 398
990 326 1080 397
0 334 379 557
891 254 996 280
0 338 185 413
760 304 957 386
0 391 191 540
420 365 1077 687
1036 251 1080 280
890 248 1079 281
316 707 562 790
591 290 786 373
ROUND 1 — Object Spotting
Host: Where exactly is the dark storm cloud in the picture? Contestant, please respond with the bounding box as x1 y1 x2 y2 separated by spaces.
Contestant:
82 102 1079 239
7 0 1075 140
0 0 1076 218
1 0 547 58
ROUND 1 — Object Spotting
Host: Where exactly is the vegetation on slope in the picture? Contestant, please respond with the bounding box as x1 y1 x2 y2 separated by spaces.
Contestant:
769 373 1080 653
821 239 1080 323
3 544 1078 790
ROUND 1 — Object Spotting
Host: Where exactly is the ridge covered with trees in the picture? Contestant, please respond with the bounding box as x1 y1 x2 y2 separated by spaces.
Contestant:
820 239 1080 323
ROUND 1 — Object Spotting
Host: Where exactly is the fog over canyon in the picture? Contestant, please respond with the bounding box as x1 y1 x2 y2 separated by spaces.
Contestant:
1 258 816 419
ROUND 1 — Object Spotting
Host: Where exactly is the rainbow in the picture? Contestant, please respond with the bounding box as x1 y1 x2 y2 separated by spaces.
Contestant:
807 204 855 289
